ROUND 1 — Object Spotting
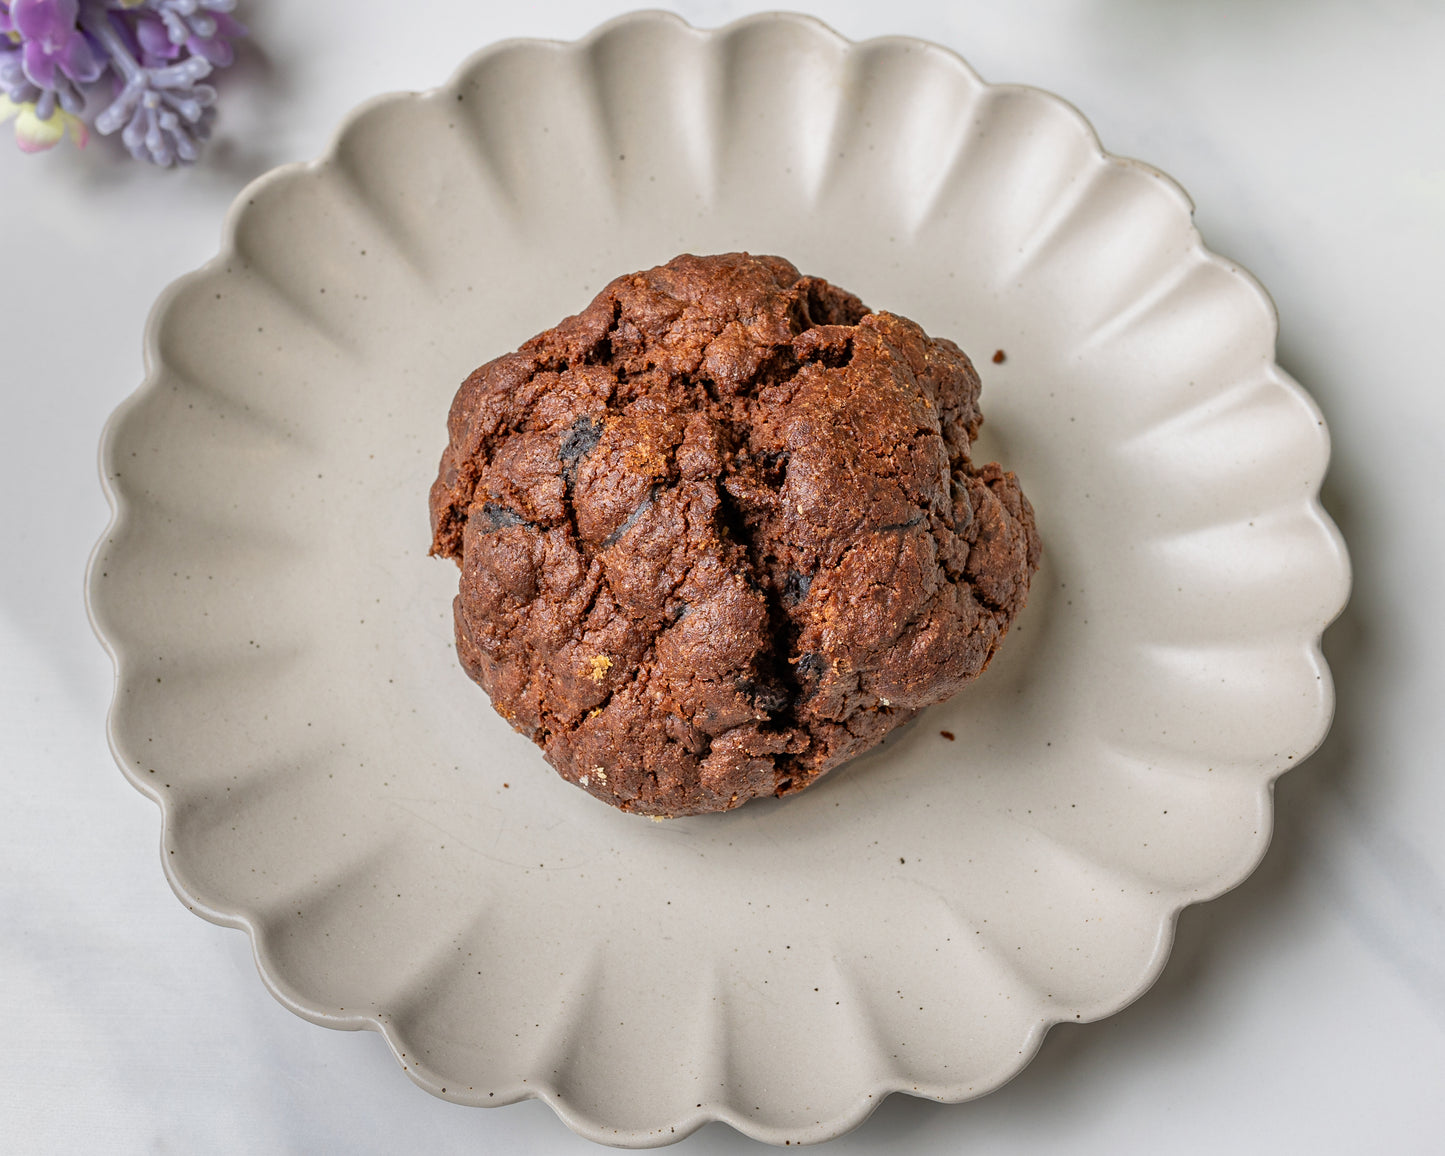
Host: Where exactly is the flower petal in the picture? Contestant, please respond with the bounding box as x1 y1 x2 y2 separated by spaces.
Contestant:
0 95 88 152
136 16 177 61
20 37 55 88
186 33 233 68
12 0 79 46
55 25 102 82
14 101 64 151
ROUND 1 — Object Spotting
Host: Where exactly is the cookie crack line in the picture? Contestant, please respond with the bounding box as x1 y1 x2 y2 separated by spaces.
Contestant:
429 252 1040 816
709 474 800 729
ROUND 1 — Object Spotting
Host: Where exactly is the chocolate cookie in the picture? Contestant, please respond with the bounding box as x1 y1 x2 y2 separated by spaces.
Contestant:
430 253 1040 817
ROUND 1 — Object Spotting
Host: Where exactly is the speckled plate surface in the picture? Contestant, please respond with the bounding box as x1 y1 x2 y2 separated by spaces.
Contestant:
87 10 1349 1148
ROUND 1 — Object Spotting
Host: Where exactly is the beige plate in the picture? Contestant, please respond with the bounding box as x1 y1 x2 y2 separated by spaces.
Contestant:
87 11 1350 1148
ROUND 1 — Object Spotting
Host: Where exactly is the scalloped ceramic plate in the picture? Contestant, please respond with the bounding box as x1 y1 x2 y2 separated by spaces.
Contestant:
87 10 1348 1148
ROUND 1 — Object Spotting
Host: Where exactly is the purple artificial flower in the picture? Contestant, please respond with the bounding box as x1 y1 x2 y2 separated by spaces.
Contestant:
12 0 103 89
1 0 87 115
83 3 230 166
0 0 244 163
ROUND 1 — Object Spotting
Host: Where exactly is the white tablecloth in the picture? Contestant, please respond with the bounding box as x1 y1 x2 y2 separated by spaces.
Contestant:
3 2 1442 1151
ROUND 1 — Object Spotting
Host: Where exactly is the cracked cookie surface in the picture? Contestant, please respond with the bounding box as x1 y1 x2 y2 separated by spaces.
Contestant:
429 253 1041 816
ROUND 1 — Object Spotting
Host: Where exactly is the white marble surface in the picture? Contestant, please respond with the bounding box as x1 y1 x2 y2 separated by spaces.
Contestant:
1 1 1441 1151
